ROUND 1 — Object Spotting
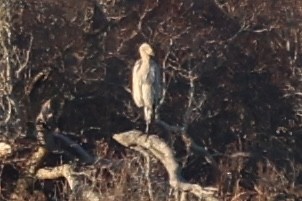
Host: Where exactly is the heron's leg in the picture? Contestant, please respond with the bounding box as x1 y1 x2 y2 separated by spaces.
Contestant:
145 121 149 133
154 104 159 120
144 106 152 134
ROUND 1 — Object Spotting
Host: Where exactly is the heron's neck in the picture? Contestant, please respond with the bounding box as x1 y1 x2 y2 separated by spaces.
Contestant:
140 53 150 63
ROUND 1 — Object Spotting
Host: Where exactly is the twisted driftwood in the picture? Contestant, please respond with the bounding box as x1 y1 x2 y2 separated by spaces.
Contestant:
8 99 99 201
113 130 218 201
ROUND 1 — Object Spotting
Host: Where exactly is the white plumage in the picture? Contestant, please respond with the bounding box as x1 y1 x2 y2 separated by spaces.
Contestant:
132 43 161 133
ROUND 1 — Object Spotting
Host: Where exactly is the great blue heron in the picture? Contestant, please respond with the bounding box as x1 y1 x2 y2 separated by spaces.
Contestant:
132 43 161 133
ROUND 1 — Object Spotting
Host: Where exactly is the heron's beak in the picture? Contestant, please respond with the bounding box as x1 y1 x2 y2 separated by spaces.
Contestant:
149 50 154 56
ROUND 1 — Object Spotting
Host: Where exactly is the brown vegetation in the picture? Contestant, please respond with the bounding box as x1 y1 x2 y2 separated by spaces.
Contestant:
0 0 302 200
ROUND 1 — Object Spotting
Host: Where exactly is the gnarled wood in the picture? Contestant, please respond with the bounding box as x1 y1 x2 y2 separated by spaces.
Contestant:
0 142 12 158
113 130 218 201
36 164 100 201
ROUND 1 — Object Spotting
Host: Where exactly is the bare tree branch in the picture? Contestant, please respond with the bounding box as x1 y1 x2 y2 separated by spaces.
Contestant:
0 142 11 158
36 164 101 201
53 130 95 164
113 130 218 201
15 34 33 78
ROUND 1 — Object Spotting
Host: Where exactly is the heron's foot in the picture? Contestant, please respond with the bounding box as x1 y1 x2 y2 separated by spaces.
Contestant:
143 123 150 141
137 129 150 142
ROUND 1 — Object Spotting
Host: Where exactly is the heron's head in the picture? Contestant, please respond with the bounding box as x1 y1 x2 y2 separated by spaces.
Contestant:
139 43 154 57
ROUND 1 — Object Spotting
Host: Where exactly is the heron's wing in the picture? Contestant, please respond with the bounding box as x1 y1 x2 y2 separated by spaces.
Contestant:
150 60 162 102
132 60 144 107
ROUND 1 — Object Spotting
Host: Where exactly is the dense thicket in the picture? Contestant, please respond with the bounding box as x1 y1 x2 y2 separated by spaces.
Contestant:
0 0 302 200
